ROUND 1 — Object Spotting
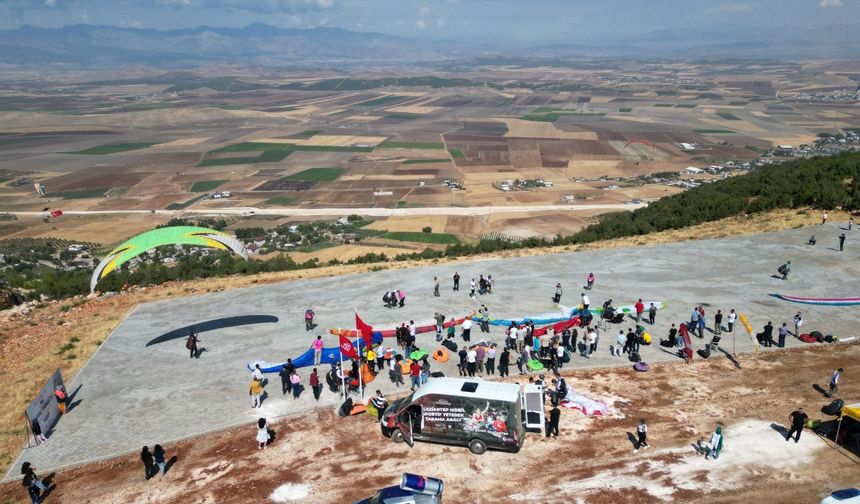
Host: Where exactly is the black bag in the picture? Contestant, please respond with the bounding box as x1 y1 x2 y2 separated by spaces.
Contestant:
338 398 354 417
824 335 834 343
628 351 641 363
822 399 844 416
430 371 445 378
697 348 711 359
778 265 787 275
442 339 457 352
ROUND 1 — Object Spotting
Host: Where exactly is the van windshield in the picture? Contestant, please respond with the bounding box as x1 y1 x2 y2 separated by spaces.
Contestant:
389 392 414 414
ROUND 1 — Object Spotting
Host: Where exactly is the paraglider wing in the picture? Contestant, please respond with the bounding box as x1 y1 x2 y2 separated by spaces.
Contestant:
49 210 63 218
89 226 249 292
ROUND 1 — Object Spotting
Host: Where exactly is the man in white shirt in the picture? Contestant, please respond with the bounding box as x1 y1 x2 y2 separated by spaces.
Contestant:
581 292 590 310
466 346 477 377
470 278 477 298
727 309 737 333
252 364 263 381
461 318 472 342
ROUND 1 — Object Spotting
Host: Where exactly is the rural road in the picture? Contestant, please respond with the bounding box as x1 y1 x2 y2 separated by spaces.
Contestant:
8 203 645 218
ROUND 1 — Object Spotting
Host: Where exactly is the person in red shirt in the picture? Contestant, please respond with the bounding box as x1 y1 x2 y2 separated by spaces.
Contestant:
309 368 321 401
409 361 422 391
634 299 644 323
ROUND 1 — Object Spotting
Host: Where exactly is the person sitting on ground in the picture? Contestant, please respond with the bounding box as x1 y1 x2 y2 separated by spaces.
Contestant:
808 235 816 246
778 261 791 280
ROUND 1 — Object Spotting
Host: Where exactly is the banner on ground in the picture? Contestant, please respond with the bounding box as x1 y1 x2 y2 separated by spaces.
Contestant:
25 368 64 436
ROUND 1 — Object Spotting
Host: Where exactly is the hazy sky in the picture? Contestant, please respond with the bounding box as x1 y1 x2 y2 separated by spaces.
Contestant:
1 0 857 44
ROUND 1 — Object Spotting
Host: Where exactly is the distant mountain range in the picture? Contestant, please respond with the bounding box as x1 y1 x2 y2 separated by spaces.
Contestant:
0 22 858 68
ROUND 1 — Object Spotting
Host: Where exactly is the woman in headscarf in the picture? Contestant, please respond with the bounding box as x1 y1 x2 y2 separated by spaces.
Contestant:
706 426 723 460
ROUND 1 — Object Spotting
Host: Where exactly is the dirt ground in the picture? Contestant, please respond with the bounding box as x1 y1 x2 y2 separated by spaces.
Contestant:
2 342 857 504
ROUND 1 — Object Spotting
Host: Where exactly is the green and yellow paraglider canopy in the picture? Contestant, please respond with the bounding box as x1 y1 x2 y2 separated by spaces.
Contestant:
90 226 249 292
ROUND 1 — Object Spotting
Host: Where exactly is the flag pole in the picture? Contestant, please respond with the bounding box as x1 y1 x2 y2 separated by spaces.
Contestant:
339 348 346 400
355 307 365 400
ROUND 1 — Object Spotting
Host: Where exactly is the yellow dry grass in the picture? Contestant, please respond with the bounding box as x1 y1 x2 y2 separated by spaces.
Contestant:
384 106 439 114
364 215 450 233
0 207 840 475
299 135 388 147
285 244 418 263
345 115 383 122
566 159 625 178
153 137 209 148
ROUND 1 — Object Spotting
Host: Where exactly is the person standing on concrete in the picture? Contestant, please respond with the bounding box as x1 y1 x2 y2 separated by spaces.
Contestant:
290 371 301 400
279 361 294 396
582 328 596 359
822 212 828 224
612 330 625 356
469 278 477 298
648 303 657 325
793 312 803 336
849 216 854 231
453 272 460 291
466 346 477 377
140 446 155 480
474 345 486 375
486 344 497 375
539 331 551 358
581 292 590 311
487 274 494 294
624 328 636 355
519 347 529 375
727 309 737 333
250 378 264 408
409 360 422 390
636 419 650 451
421 356 431 384
786 408 808 443
778 323 789 348
553 283 563 304
461 317 472 342
827 368 844 398
397 289 406 307
186 329 200 359
458 348 468 377
634 299 644 323
434 312 445 339
312 335 323 366
252 363 264 382
586 272 595 291
31 419 47 444
839 233 846 252
689 307 701 337
309 368 321 401
498 346 510 377
433 276 440 297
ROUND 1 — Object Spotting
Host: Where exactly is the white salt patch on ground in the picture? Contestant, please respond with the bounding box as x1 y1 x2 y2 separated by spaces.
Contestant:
509 420 824 501
270 483 311 502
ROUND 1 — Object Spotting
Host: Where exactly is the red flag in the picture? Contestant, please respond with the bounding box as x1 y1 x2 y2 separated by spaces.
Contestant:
355 310 374 349
339 334 357 359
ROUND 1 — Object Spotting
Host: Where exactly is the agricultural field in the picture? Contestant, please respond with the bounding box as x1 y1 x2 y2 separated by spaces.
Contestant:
1 59 858 243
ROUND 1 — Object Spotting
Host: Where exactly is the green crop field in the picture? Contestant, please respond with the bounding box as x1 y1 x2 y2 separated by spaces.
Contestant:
378 141 445 149
46 188 109 199
448 148 465 158
694 129 736 134
69 143 156 155
381 231 460 244
190 180 227 193
618 108 632 113
729 102 749 106
293 129 321 138
262 196 297 206
656 90 677 96
356 95 404 107
675 104 697 108
281 167 345 182
403 159 450 165
520 113 560 122
716 111 741 120
653 103 674 107
166 194 207 210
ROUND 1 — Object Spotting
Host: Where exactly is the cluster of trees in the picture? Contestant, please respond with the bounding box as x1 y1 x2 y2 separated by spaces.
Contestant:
5 153 859 302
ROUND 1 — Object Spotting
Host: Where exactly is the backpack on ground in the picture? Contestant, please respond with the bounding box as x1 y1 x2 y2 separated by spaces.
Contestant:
442 339 457 352
822 399 844 416
697 348 711 359
628 351 641 363
338 398 354 417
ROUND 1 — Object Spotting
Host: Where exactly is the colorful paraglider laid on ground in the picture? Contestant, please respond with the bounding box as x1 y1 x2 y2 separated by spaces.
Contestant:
487 301 665 327
90 226 249 292
769 294 860 306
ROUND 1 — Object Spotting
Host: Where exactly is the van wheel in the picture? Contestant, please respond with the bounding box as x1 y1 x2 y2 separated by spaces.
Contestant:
391 429 404 443
468 438 487 455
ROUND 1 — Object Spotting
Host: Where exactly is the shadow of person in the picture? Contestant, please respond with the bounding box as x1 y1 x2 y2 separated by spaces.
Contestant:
626 431 640 449
65 384 84 414
718 348 741 369
813 384 829 397
164 456 178 475
259 391 268 406
770 422 789 438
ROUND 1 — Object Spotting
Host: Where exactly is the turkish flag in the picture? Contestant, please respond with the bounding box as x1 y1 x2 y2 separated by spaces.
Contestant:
339 334 358 359
355 310 374 349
